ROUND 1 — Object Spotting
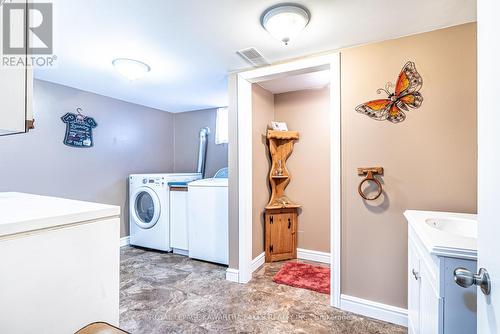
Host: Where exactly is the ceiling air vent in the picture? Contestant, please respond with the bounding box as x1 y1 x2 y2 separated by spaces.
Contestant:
237 47 270 67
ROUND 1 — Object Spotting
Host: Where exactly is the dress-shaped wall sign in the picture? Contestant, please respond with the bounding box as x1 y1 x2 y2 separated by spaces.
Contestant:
356 61 424 123
61 108 97 148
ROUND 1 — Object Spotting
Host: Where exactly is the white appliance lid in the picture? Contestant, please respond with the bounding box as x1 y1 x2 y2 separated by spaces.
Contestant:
188 178 228 188
0 192 120 237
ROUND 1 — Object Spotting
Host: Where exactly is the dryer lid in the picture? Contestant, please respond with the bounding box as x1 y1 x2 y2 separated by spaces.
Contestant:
188 178 228 188
214 167 228 178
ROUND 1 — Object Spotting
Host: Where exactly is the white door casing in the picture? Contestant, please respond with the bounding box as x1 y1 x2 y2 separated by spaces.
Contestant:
0 1 28 135
235 53 342 308
477 0 500 333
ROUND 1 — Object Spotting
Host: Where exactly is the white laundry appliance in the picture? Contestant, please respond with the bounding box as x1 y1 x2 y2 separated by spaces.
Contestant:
129 127 211 252
188 173 228 265
129 173 200 251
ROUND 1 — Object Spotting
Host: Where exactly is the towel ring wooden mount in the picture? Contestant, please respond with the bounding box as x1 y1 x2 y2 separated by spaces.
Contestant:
357 167 384 201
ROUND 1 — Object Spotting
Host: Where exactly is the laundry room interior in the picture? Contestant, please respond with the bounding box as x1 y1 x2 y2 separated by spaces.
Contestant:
127 110 229 262
0 79 230 261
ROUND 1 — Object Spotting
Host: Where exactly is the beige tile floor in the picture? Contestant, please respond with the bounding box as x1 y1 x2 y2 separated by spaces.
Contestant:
120 246 407 333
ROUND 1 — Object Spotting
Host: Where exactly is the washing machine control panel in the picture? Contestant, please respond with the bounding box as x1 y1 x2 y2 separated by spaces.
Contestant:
141 177 162 185
131 175 195 188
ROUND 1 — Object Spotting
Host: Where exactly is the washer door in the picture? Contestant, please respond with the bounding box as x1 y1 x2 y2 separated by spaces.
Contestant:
131 187 161 229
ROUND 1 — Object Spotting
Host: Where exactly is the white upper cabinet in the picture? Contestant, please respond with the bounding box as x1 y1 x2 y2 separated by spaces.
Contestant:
0 0 33 136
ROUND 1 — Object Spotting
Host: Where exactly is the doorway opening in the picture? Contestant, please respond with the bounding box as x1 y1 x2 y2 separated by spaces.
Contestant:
235 54 341 307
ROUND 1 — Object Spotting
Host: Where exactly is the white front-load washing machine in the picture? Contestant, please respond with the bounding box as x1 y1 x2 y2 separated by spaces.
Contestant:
129 173 201 251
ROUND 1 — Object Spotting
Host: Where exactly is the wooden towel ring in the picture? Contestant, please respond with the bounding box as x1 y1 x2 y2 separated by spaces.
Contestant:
357 167 384 201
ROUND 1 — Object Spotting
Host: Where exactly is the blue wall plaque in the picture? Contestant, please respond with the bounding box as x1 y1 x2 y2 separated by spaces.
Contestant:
61 111 97 148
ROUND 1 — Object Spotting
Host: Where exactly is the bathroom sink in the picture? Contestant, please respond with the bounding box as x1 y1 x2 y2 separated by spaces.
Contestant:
405 210 477 259
425 217 477 238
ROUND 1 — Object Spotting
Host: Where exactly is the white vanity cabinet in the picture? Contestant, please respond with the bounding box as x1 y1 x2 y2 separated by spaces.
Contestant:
408 230 443 334
406 211 477 334
0 0 34 135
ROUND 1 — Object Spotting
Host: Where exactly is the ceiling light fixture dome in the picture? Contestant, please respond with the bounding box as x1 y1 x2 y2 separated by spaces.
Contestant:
112 58 151 81
261 3 310 45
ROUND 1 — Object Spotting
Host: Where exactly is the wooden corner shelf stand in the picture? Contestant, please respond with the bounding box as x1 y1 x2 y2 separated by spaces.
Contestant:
265 130 301 263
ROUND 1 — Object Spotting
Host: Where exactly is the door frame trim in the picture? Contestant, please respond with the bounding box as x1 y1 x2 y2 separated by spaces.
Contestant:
234 53 342 308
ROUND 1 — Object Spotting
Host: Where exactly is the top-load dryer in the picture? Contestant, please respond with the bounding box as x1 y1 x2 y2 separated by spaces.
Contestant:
129 173 201 251
187 169 228 265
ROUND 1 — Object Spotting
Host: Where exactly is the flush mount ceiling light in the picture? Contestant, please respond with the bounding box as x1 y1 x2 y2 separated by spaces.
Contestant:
261 3 310 45
112 58 151 81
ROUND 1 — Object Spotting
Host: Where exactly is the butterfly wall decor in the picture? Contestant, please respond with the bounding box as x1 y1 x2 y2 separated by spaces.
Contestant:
356 61 423 123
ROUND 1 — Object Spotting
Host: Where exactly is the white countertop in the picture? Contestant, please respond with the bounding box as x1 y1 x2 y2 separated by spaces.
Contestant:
404 210 477 260
0 192 120 238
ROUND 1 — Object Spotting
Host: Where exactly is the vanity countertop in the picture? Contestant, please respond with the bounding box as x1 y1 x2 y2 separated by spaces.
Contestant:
404 210 477 260
0 192 120 238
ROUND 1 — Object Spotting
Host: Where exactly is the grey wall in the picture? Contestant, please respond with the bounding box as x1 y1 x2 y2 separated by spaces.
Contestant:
0 80 176 237
173 108 228 178
0 80 229 238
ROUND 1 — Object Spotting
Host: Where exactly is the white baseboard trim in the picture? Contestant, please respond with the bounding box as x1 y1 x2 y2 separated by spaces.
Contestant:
248 249 330 272
120 236 130 247
297 248 331 264
172 248 189 256
226 268 240 283
340 294 408 327
251 252 265 273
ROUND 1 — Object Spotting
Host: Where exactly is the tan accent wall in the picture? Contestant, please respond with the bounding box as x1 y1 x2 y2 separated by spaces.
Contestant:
251 86 330 257
231 23 477 306
251 84 275 258
341 23 477 308
274 88 330 253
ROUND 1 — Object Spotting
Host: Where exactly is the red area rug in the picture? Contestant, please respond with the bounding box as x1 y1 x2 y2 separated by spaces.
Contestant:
273 262 330 294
